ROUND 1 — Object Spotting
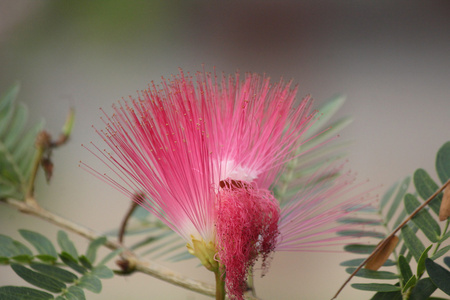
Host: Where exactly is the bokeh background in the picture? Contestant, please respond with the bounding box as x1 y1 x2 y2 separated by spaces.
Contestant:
1 1 450 299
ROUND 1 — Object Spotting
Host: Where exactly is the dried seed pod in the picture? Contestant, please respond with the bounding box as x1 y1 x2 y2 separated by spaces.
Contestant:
365 235 399 271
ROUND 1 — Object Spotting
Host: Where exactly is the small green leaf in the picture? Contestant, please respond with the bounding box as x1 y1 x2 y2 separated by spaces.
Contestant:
78 274 102 293
85 236 106 263
436 141 450 184
409 277 437 300
57 231 78 259
430 245 450 260
337 230 385 239
404 193 441 242
351 283 401 292
444 256 450 268
337 217 382 226
11 263 66 293
78 255 92 269
0 234 32 257
402 275 417 293
426 258 450 295
0 257 9 264
401 224 425 262
304 94 347 139
414 169 442 215
30 262 78 283
380 181 400 210
19 230 57 258
398 255 413 285
11 254 33 263
371 290 402 300
91 265 114 279
131 205 150 222
97 248 124 266
386 177 410 221
346 268 398 280
59 252 86 274
55 296 65 300
417 245 433 278
340 258 395 267
344 244 376 254
0 285 53 300
65 286 85 300
35 254 57 263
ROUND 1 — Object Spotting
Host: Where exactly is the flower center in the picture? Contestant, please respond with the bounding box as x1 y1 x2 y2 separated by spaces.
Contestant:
216 179 280 299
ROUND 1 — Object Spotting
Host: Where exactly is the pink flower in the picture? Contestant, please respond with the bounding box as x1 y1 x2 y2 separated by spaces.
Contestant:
83 69 367 299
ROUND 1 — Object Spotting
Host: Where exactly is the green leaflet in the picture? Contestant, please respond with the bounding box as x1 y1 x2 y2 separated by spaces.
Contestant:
398 255 413 285
1 230 114 299
414 169 441 215
30 262 78 283
409 278 437 300
11 263 66 293
351 283 401 292
0 286 53 300
340 258 395 267
404 194 441 242
78 274 102 293
57 230 79 259
401 225 425 262
0 83 44 200
436 141 450 184
85 236 107 263
0 234 33 257
386 177 410 222
65 286 86 300
344 244 376 255
19 230 58 258
345 268 398 280
426 258 450 296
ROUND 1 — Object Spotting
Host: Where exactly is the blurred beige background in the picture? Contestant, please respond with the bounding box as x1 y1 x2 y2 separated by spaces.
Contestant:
1 1 449 299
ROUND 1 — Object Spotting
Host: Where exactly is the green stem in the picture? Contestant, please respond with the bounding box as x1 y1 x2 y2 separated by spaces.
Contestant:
432 219 450 255
214 270 225 300
26 140 45 202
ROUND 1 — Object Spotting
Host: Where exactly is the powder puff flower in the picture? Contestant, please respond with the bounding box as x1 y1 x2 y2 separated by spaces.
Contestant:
82 69 367 299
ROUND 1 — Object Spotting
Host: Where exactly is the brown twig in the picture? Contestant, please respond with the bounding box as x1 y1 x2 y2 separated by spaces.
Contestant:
331 179 450 300
118 199 139 244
